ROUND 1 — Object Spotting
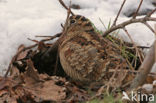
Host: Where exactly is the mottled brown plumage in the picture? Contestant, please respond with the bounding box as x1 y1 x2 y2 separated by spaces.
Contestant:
59 15 129 84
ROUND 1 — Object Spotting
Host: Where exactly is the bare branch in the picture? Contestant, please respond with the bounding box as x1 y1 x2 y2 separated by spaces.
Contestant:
133 0 143 19
112 0 126 26
103 17 156 37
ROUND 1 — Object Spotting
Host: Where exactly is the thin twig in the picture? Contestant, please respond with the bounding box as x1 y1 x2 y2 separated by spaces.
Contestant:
133 0 143 19
103 17 156 37
29 33 62 43
27 38 39 43
112 0 126 26
146 8 156 17
59 0 68 11
36 35 55 38
143 22 155 34
58 0 74 16
41 33 62 42
61 23 64 29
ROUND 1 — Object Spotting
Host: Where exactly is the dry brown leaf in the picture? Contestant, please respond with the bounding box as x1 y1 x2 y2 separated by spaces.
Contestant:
65 84 89 102
0 76 27 103
0 78 11 90
146 73 156 84
26 79 66 101
26 59 40 81
21 59 40 86
10 66 20 77
16 44 29 61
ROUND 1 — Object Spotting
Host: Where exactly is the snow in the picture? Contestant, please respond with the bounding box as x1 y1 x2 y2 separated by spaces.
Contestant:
0 0 155 73
142 84 153 92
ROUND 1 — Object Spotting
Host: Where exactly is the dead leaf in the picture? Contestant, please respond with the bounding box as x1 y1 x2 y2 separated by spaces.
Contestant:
16 44 29 61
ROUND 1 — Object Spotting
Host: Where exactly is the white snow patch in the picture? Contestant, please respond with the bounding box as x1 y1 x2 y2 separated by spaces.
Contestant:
153 80 156 85
142 84 153 92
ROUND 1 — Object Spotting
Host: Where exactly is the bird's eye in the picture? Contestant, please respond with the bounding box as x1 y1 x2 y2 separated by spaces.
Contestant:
70 19 76 24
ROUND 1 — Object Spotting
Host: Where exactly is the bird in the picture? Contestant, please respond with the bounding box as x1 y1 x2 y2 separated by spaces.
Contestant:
59 15 130 85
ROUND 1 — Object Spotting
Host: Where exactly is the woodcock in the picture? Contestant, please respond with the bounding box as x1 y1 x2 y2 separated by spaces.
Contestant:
59 15 130 85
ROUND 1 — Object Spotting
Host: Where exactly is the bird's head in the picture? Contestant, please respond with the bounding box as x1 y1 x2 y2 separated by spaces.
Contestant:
66 15 95 33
